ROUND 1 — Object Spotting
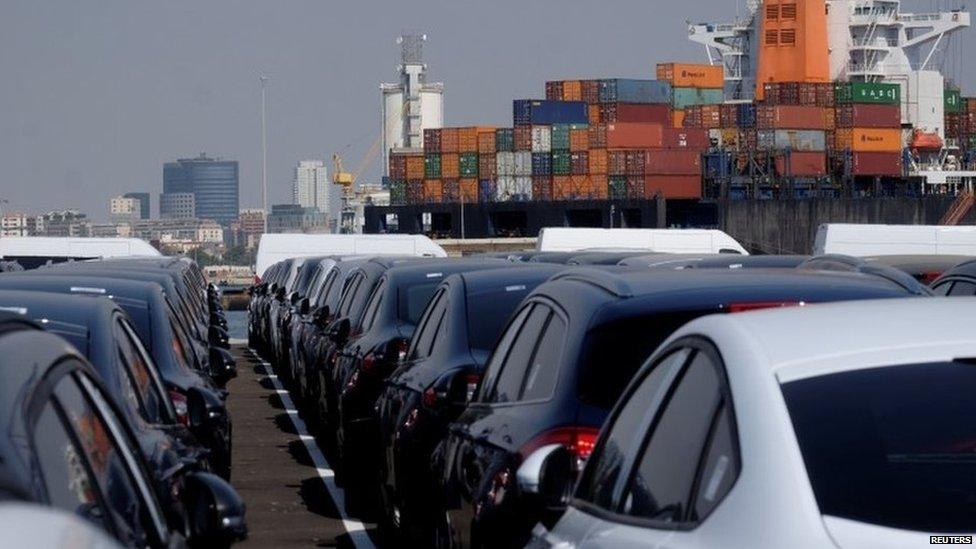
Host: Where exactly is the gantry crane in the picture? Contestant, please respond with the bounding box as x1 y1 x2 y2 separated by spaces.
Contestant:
332 132 384 233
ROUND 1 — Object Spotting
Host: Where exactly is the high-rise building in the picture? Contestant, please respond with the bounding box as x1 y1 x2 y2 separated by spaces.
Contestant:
123 192 151 219
267 204 328 234
381 34 444 177
163 153 239 226
292 160 336 214
109 195 141 222
159 192 196 219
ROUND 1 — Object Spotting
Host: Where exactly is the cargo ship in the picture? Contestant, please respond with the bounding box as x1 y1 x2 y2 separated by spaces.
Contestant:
365 1 976 253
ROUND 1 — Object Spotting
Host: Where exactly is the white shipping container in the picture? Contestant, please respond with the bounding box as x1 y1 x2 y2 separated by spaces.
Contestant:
708 129 724 147
496 152 516 176
532 126 552 153
495 176 533 202
514 151 533 176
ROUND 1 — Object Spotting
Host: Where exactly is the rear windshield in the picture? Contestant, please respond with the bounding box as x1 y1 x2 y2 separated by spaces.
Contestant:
577 311 705 409
397 282 440 326
783 362 976 533
466 288 531 353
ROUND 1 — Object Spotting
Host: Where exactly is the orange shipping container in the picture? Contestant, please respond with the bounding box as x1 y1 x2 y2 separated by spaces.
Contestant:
835 128 902 152
588 104 601 125
672 110 686 128
563 80 582 101
552 176 573 201
757 106 829 130
405 155 425 180
701 105 722 129
423 179 443 203
457 127 479 152
644 175 702 199
591 175 609 199
459 179 478 202
656 63 724 89
441 128 459 153
570 129 589 152
606 123 665 148
477 128 497 153
589 149 608 175
441 153 460 178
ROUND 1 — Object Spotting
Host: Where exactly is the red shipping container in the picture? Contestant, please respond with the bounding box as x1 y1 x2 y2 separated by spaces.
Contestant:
610 103 671 124
588 124 608 148
581 80 601 104
389 154 407 179
545 81 563 101
851 152 903 176
514 125 533 151
625 151 646 175
608 151 628 175
533 176 553 201
644 175 702 199
442 179 460 202
700 105 722 129
646 150 701 175
479 154 497 179
626 176 646 199
571 151 589 175
606 123 664 148
835 104 900 128
663 128 710 149
424 129 442 152
720 104 738 128
775 151 827 176
757 106 829 130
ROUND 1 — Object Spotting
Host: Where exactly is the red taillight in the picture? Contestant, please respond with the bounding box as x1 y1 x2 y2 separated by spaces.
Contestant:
362 352 379 374
728 301 803 314
519 426 600 461
169 390 189 426
396 339 409 362
921 271 943 284
422 387 439 408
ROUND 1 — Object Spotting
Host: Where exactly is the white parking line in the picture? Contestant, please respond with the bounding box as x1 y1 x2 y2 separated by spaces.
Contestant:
247 349 377 549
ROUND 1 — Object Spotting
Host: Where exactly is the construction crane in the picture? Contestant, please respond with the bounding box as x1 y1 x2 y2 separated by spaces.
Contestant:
332 132 384 233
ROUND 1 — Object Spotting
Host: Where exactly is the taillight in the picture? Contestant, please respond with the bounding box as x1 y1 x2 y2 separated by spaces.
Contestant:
727 301 803 314
422 387 439 408
396 339 409 362
362 352 379 374
519 426 600 462
169 390 189 426
921 271 943 284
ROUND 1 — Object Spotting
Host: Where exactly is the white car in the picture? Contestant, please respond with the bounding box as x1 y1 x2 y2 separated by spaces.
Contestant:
525 298 976 548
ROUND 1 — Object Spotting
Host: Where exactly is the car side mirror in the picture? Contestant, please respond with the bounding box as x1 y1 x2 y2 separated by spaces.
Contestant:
183 472 248 545
328 317 351 345
275 287 286 301
446 368 483 406
298 298 311 316
289 292 301 306
210 312 227 329
312 305 331 328
209 346 238 386
209 325 230 349
517 444 573 513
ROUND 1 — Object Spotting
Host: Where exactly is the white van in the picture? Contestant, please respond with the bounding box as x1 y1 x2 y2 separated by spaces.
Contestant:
536 228 749 255
0 236 160 269
814 224 976 256
255 233 447 277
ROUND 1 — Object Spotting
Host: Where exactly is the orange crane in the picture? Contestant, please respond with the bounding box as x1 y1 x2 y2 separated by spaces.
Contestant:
332 132 384 232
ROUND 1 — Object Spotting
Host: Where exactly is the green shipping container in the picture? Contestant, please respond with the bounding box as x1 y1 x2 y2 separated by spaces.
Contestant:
671 88 724 109
552 151 571 175
496 128 515 152
550 124 587 151
389 180 407 206
425 154 441 178
609 176 627 200
945 88 963 113
835 82 900 105
460 153 479 177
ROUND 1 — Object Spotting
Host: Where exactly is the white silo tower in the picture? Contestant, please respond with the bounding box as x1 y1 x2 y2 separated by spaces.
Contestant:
381 34 444 178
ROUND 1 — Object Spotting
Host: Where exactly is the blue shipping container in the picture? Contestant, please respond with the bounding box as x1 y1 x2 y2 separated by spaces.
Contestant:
513 100 588 125
599 79 672 104
703 152 732 179
737 103 757 128
532 153 553 176
478 180 497 203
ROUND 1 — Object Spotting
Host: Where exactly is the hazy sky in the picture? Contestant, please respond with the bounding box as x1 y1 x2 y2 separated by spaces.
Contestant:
1 0 972 219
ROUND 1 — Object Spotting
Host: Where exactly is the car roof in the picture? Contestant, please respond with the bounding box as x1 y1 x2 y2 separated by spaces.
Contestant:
453 264 567 294
934 257 976 280
382 258 510 285
0 273 162 301
674 297 974 384
0 290 119 330
863 254 973 275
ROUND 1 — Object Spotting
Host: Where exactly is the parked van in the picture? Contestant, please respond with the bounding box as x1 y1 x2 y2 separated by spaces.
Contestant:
255 234 447 277
536 228 748 255
814 224 976 256
0 236 159 269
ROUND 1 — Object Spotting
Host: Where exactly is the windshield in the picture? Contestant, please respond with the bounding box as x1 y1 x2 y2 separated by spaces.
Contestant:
783 362 976 533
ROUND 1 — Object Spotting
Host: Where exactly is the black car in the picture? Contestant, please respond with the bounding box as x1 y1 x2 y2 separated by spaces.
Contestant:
332 258 508 511
932 258 976 295
249 260 291 354
375 264 566 543
436 268 928 548
862 254 974 284
0 312 245 547
276 256 332 382
287 257 346 405
0 274 234 478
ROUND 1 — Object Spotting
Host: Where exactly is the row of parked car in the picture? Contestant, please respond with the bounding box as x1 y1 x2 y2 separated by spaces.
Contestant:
0 256 247 548
250 248 976 548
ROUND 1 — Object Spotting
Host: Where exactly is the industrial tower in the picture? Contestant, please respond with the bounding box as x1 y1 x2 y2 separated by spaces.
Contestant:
380 34 444 179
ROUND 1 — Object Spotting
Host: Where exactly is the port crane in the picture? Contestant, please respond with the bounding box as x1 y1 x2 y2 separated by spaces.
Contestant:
332 133 384 234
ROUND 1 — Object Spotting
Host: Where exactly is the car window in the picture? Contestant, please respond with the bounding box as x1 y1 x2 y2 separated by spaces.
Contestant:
783 361 976 532
116 319 171 424
576 348 691 510
398 281 442 326
466 285 534 353
932 282 952 296
337 274 364 317
34 400 109 530
410 289 447 360
165 301 197 372
52 375 153 546
519 314 566 401
692 405 738 520
948 280 976 296
489 305 550 404
313 268 338 305
360 278 388 332
478 306 533 401
623 352 722 522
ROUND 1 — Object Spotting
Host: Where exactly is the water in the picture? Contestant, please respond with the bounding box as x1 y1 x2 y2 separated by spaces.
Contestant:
226 310 248 341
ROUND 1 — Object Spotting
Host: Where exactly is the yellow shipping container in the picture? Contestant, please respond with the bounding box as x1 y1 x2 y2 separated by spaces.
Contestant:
836 128 902 152
672 110 686 128
656 63 724 89
563 80 583 101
